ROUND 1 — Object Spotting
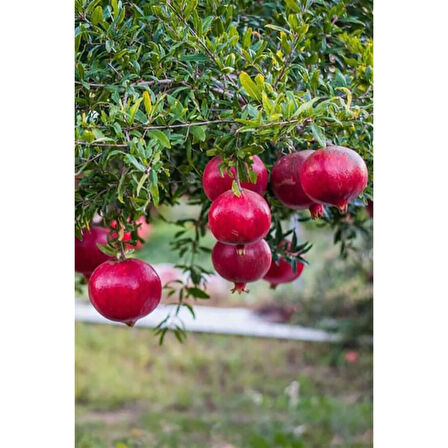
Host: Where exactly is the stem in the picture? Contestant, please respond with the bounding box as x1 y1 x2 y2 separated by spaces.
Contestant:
273 35 299 89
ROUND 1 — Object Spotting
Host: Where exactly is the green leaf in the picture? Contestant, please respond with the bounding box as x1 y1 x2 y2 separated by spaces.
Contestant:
239 72 261 101
142 91 153 118
111 0 119 18
136 173 149 195
265 24 291 34
150 170 160 206
190 125 206 142
310 123 326 147
186 287 210 299
335 87 352 110
148 129 171 148
91 5 103 25
129 97 143 124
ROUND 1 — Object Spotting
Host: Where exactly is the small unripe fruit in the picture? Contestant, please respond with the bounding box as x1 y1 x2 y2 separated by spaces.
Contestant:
300 145 368 212
88 258 162 327
202 155 268 201
208 189 271 246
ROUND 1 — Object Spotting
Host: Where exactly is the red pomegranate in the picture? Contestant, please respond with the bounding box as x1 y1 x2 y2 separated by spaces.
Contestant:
211 239 272 293
300 145 368 212
264 257 304 289
208 189 271 247
202 155 268 201
270 151 324 219
110 216 153 250
75 226 113 281
88 258 162 327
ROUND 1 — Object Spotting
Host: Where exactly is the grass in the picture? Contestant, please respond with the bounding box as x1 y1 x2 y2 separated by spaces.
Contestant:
76 323 372 447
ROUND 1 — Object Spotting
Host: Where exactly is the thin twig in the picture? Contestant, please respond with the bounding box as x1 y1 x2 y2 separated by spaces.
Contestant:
75 141 128 147
75 79 176 88
128 119 235 131
273 35 299 89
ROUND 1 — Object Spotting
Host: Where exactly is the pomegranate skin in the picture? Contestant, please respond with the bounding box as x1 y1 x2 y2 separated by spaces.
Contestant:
208 189 271 245
263 258 304 289
88 258 162 326
75 227 113 280
212 240 272 293
300 145 368 211
202 155 268 201
270 151 324 219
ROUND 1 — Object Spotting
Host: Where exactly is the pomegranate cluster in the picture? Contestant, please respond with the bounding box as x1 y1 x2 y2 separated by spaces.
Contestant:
203 146 368 292
75 146 369 324
203 156 273 293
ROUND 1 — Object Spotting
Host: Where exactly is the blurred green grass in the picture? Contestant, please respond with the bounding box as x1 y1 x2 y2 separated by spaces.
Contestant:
76 323 372 447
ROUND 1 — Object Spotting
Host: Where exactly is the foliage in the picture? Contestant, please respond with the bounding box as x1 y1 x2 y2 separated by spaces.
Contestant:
75 0 373 332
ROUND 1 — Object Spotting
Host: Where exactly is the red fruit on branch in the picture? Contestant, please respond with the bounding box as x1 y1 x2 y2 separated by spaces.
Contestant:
208 189 271 246
263 257 304 289
75 227 113 281
270 151 324 219
110 216 153 250
211 239 272 293
202 155 268 201
88 258 162 327
300 145 368 212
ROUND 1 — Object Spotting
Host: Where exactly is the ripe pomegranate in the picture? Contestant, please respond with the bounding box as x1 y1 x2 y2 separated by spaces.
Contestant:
263 256 304 289
110 216 153 250
202 155 268 201
75 226 113 281
211 239 272 293
208 189 271 247
88 258 162 327
270 151 324 219
300 145 368 212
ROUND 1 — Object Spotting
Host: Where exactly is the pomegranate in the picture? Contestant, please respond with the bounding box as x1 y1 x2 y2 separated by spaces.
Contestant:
88 258 162 327
202 155 268 201
270 151 324 219
211 239 272 293
208 189 271 247
300 145 368 212
264 257 304 289
75 226 113 281
110 216 153 250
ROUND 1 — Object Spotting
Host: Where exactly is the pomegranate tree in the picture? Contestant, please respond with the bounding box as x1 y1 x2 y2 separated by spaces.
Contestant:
208 189 271 247
211 239 272 293
202 155 268 200
300 145 368 212
75 227 113 281
270 151 324 219
88 258 162 327
75 0 373 340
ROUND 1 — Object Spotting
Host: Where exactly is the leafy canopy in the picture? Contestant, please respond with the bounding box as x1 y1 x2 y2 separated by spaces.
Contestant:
75 0 373 326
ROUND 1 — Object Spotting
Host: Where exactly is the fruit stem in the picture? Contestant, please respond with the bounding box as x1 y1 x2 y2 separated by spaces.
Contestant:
118 240 127 261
